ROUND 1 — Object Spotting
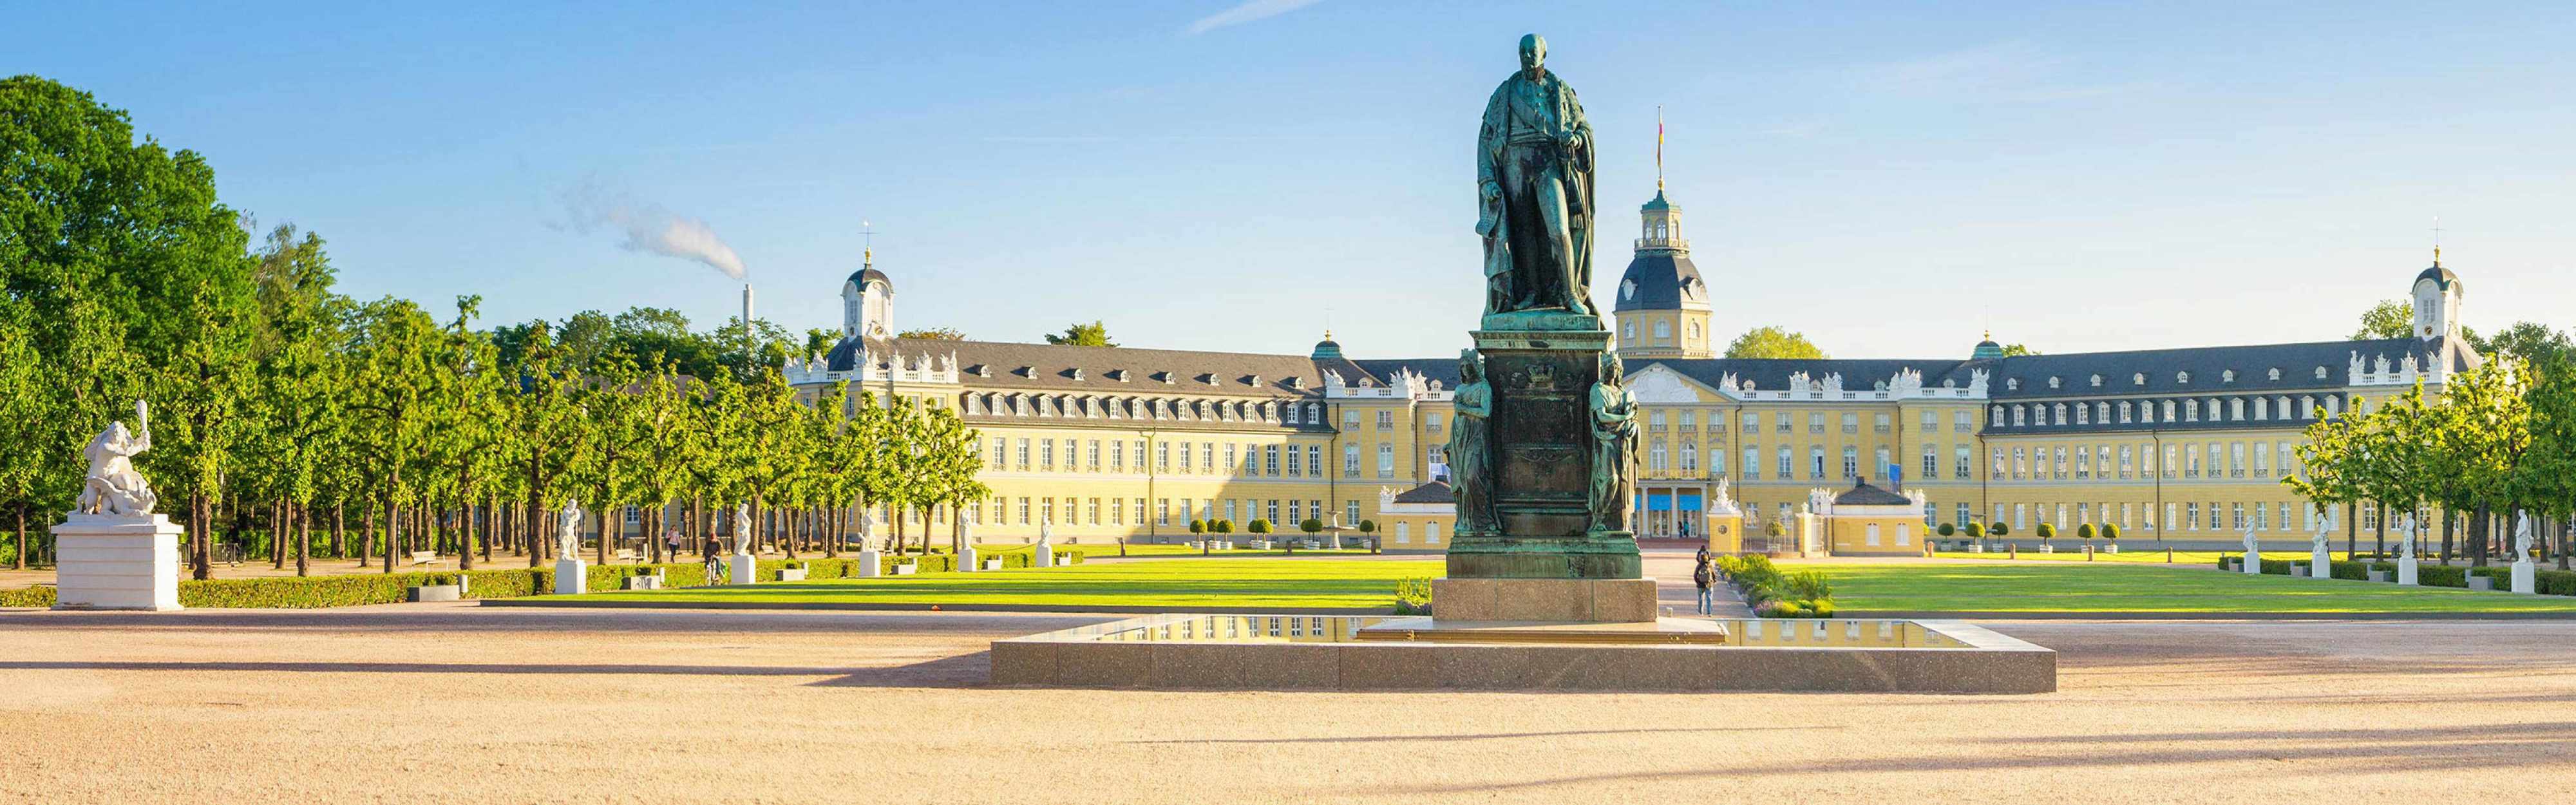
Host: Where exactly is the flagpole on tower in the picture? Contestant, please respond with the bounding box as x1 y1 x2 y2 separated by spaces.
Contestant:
1655 105 1665 193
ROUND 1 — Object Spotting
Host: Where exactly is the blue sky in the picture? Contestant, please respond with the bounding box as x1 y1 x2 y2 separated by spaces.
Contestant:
17 1 2573 359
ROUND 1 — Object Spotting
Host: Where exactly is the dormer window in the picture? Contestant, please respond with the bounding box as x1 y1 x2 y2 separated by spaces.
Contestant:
1070 368 1085 381
2177 372 2190 384
2315 366 2329 379
1287 377 1305 390
1248 375 1263 388
1108 369 1129 382
2134 373 2146 386
2047 376 2061 389
2089 374 2103 388
1015 365 1035 379
1157 371 1175 384
2267 368 2281 381
2221 370 2235 383
2006 378 2020 390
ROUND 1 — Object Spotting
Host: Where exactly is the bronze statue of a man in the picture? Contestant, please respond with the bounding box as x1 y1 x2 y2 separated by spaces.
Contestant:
1477 33 1597 321
1446 348 1495 535
1587 352 1637 535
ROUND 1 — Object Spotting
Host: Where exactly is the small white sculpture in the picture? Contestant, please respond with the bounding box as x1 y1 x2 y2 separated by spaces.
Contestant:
1038 516 1054 545
75 400 158 517
2514 513 2536 561
1711 478 1732 510
2242 522 2261 555
556 498 583 558
734 502 752 553
2397 515 2418 559
2349 350 2365 379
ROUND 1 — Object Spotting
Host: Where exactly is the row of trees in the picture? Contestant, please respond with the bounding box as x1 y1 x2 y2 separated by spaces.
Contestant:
2 75 987 576
2288 337 2576 567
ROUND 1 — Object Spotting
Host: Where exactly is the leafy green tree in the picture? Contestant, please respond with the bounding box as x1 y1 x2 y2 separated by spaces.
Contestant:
2351 299 2414 340
899 328 966 341
1998 344 2040 357
1043 321 1115 347
1722 326 1826 360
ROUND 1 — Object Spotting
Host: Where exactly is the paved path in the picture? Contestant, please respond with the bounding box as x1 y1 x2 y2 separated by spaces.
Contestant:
5 605 2573 803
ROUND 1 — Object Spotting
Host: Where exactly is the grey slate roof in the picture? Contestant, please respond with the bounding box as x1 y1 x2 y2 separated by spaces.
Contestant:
1983 338 2435 399
829 337 1367 398
1611 252 1708 312
1834 480 1912 506
1392 480 1455 504
846 266 891 290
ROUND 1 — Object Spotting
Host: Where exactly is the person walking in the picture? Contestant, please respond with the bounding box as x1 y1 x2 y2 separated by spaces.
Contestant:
1692 559 1716 616
1694 543 1710 567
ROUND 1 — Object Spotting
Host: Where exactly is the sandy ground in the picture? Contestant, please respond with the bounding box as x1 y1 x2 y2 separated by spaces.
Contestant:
4 604 2573 804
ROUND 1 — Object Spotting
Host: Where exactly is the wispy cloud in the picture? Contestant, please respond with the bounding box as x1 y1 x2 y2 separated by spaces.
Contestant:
1184 0 1320 35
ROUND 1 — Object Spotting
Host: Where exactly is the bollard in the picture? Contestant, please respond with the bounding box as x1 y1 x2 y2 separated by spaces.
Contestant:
2166 547 2174 564
2009 544 2018 560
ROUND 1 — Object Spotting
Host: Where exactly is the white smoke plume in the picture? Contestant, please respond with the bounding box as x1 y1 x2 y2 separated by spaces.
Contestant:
555 179 747 279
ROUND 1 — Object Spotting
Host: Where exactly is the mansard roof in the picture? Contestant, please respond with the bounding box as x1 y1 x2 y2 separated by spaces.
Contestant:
1392 480 1455 504
1982 338 2436 399
833 337 1363 397
1833 479 1913 507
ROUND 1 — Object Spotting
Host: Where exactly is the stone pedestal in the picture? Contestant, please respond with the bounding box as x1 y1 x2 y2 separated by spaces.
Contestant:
730 551 757 585
959 545 979 572
553 558 587 595
856 549 883 577
52 513 183 611
2398 556 2419 585
2313 546 2334 580
1430 578 1657 622
1444 328 1641 580
1034 544 1054 569
2512 560 2537 594
2242 549 2263 574
1704 513 1742 554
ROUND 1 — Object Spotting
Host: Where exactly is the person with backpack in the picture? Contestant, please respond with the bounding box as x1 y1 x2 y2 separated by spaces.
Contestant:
1692 559 1716 615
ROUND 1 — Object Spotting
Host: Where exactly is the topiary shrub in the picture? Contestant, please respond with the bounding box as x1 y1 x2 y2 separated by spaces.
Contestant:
1964 522 1985 539
2102 524 2121 541
1937 522 1956 537
1989 524 2011 538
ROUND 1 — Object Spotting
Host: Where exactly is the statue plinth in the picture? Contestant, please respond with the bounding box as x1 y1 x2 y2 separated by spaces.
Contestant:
52 513 184 611
1446 328 1641 581
554 557 589 595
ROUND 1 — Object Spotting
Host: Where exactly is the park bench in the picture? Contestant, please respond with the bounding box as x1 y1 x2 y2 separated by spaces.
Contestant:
612 549 639 562
406 551 437 566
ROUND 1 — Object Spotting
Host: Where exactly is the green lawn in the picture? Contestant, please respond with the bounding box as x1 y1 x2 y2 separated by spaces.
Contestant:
977 542 1376 558
554 557 1443 610
1928 548 2354 565
1791 562 2576 614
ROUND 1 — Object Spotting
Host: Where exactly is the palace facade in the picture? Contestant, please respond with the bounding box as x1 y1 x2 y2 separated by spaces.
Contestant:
781 187 2479 551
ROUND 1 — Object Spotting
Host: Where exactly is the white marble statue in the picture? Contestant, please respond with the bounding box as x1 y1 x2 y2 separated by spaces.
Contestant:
2398 515 2418 559
2514 512 2536 562
2242 521 2262 556
75 400 158 517
1712 478 1732 510
1038 516 1054 545
734 502 752 553
556 498 583 558
2349 350 2365 379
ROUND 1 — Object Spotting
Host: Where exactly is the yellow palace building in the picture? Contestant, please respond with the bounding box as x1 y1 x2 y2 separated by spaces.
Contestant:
783 186 2479 553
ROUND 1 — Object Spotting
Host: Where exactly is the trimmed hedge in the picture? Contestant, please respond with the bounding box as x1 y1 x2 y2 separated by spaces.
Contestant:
0 547 1094 610
2215 554 2576 595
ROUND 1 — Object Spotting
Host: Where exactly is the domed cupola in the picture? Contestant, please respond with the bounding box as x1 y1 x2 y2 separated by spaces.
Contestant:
1611 186 1714 359
840 248 893 340
1310 330 1344 361
1971 331 2005 361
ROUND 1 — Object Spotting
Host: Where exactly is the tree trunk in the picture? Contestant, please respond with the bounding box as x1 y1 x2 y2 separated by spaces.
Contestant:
2468 506 2490 567
12 501 24 570
2440 511 2456 564
269 500 285 569
381 497 397 574
294 503 310 576
331 505 345 559
190 493 211 580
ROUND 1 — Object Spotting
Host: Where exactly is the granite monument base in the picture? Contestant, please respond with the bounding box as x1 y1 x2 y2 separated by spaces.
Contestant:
1430 578 1658 623
730 551 757 585
52 513 184 611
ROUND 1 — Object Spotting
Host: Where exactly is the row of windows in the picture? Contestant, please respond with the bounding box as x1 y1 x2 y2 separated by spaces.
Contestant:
1988 500 2329 533
978 435 1419 482
1688 443 1976 482
966 497 1363 529
1990 440 2300 482
1719 410 1978 435
964 392 1323 426
1993 394 2341 428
